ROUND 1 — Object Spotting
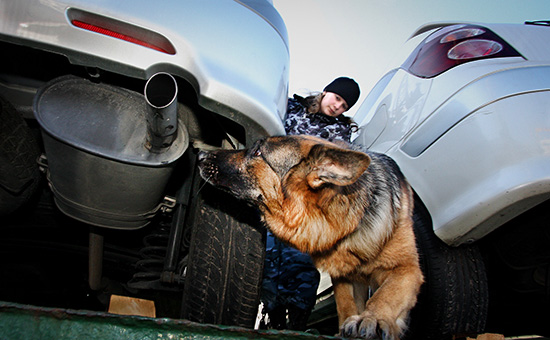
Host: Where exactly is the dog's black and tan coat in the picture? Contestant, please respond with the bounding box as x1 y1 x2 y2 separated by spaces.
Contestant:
198 135 423 340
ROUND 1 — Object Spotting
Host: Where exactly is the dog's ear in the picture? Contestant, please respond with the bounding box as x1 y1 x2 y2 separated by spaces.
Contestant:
306 144 371 188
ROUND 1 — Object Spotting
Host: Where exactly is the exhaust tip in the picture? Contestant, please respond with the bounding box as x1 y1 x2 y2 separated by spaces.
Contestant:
145 72 178 109
145 73 179 153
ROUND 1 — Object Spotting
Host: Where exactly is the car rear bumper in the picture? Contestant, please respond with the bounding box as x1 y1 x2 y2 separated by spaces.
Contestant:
0 0 289 142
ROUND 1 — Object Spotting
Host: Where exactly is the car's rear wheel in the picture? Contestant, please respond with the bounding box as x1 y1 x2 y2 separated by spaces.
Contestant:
407 198 489 340
181 184 265 328
0 96 41 215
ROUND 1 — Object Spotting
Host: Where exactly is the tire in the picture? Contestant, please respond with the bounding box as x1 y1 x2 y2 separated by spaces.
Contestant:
407 198 489 340
181 184 265 328
0 96 41 215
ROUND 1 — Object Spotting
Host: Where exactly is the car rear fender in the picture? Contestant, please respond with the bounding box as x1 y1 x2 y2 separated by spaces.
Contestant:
392 90 550 246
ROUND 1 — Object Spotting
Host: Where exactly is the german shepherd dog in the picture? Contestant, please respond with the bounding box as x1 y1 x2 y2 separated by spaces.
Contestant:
197 135 423 340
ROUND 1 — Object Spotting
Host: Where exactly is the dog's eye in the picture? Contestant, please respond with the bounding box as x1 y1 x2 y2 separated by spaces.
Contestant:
253 149 262 157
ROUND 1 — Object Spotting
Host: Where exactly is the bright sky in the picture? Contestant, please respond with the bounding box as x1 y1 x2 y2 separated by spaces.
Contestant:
273 0 550 117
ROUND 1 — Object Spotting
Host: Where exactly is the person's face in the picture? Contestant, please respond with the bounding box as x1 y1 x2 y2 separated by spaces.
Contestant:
320 91 349 117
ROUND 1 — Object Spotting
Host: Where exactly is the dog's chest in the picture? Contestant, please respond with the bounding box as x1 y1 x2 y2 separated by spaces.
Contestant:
312 247 364 278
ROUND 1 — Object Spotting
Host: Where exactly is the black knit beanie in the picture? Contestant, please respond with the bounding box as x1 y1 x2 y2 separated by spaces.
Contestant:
323 77 360 109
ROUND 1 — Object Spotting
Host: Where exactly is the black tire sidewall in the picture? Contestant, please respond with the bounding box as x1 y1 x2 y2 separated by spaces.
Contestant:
181 185 265 328
407 199 489 340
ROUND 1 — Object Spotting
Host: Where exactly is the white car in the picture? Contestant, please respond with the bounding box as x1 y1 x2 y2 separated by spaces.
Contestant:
0 0 288 329
352 20 550 338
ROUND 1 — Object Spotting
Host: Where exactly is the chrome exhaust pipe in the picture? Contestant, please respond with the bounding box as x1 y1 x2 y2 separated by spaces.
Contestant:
145 72 178 153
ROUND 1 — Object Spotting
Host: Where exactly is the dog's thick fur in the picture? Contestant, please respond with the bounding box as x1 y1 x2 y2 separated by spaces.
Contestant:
198 135 423 340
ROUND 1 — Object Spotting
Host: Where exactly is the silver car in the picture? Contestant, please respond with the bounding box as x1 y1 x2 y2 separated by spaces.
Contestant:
0 0 288 328
353 21 550 338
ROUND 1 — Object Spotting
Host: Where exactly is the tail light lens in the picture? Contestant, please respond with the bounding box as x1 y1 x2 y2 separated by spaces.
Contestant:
447 39 503 60
402 25 522 78
67 8 176 55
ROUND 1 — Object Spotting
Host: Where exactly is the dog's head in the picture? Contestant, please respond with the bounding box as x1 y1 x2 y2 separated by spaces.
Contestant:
197 135 371 207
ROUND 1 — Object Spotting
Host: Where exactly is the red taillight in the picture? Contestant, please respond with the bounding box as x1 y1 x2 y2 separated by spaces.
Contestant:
447 39 503 60
402 25 522 78
68 8 176 55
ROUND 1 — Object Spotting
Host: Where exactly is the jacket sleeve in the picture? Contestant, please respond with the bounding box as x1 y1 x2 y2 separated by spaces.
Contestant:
284 98 309 135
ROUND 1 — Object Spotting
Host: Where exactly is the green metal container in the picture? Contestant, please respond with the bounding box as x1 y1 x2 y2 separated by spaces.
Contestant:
0 301 339 340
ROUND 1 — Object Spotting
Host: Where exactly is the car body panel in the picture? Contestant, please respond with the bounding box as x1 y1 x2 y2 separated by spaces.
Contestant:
393 91 550 246
354 22 550 246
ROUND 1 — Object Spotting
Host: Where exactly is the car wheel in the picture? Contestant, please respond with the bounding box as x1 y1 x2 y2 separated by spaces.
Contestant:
181 185 265 328
0 96 41 215
407 199 489 340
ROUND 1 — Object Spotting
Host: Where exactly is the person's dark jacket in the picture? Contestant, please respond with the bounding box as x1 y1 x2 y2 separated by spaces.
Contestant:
283 95 353 142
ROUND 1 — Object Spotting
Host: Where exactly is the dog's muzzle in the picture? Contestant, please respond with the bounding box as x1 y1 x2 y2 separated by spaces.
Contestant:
197 151 219 182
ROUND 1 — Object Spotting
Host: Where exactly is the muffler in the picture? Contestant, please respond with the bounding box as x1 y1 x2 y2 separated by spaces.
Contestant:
33 74 188 229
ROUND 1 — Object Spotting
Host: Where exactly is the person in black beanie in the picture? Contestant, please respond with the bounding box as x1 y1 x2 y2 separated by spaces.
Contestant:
261 77 360 333
284 76 361 142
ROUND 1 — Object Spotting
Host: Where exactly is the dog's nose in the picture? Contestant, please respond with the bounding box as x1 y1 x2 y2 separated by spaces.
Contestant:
197 151 208 161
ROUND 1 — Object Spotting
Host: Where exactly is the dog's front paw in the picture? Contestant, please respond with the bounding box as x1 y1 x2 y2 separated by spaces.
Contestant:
340 313 399 340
